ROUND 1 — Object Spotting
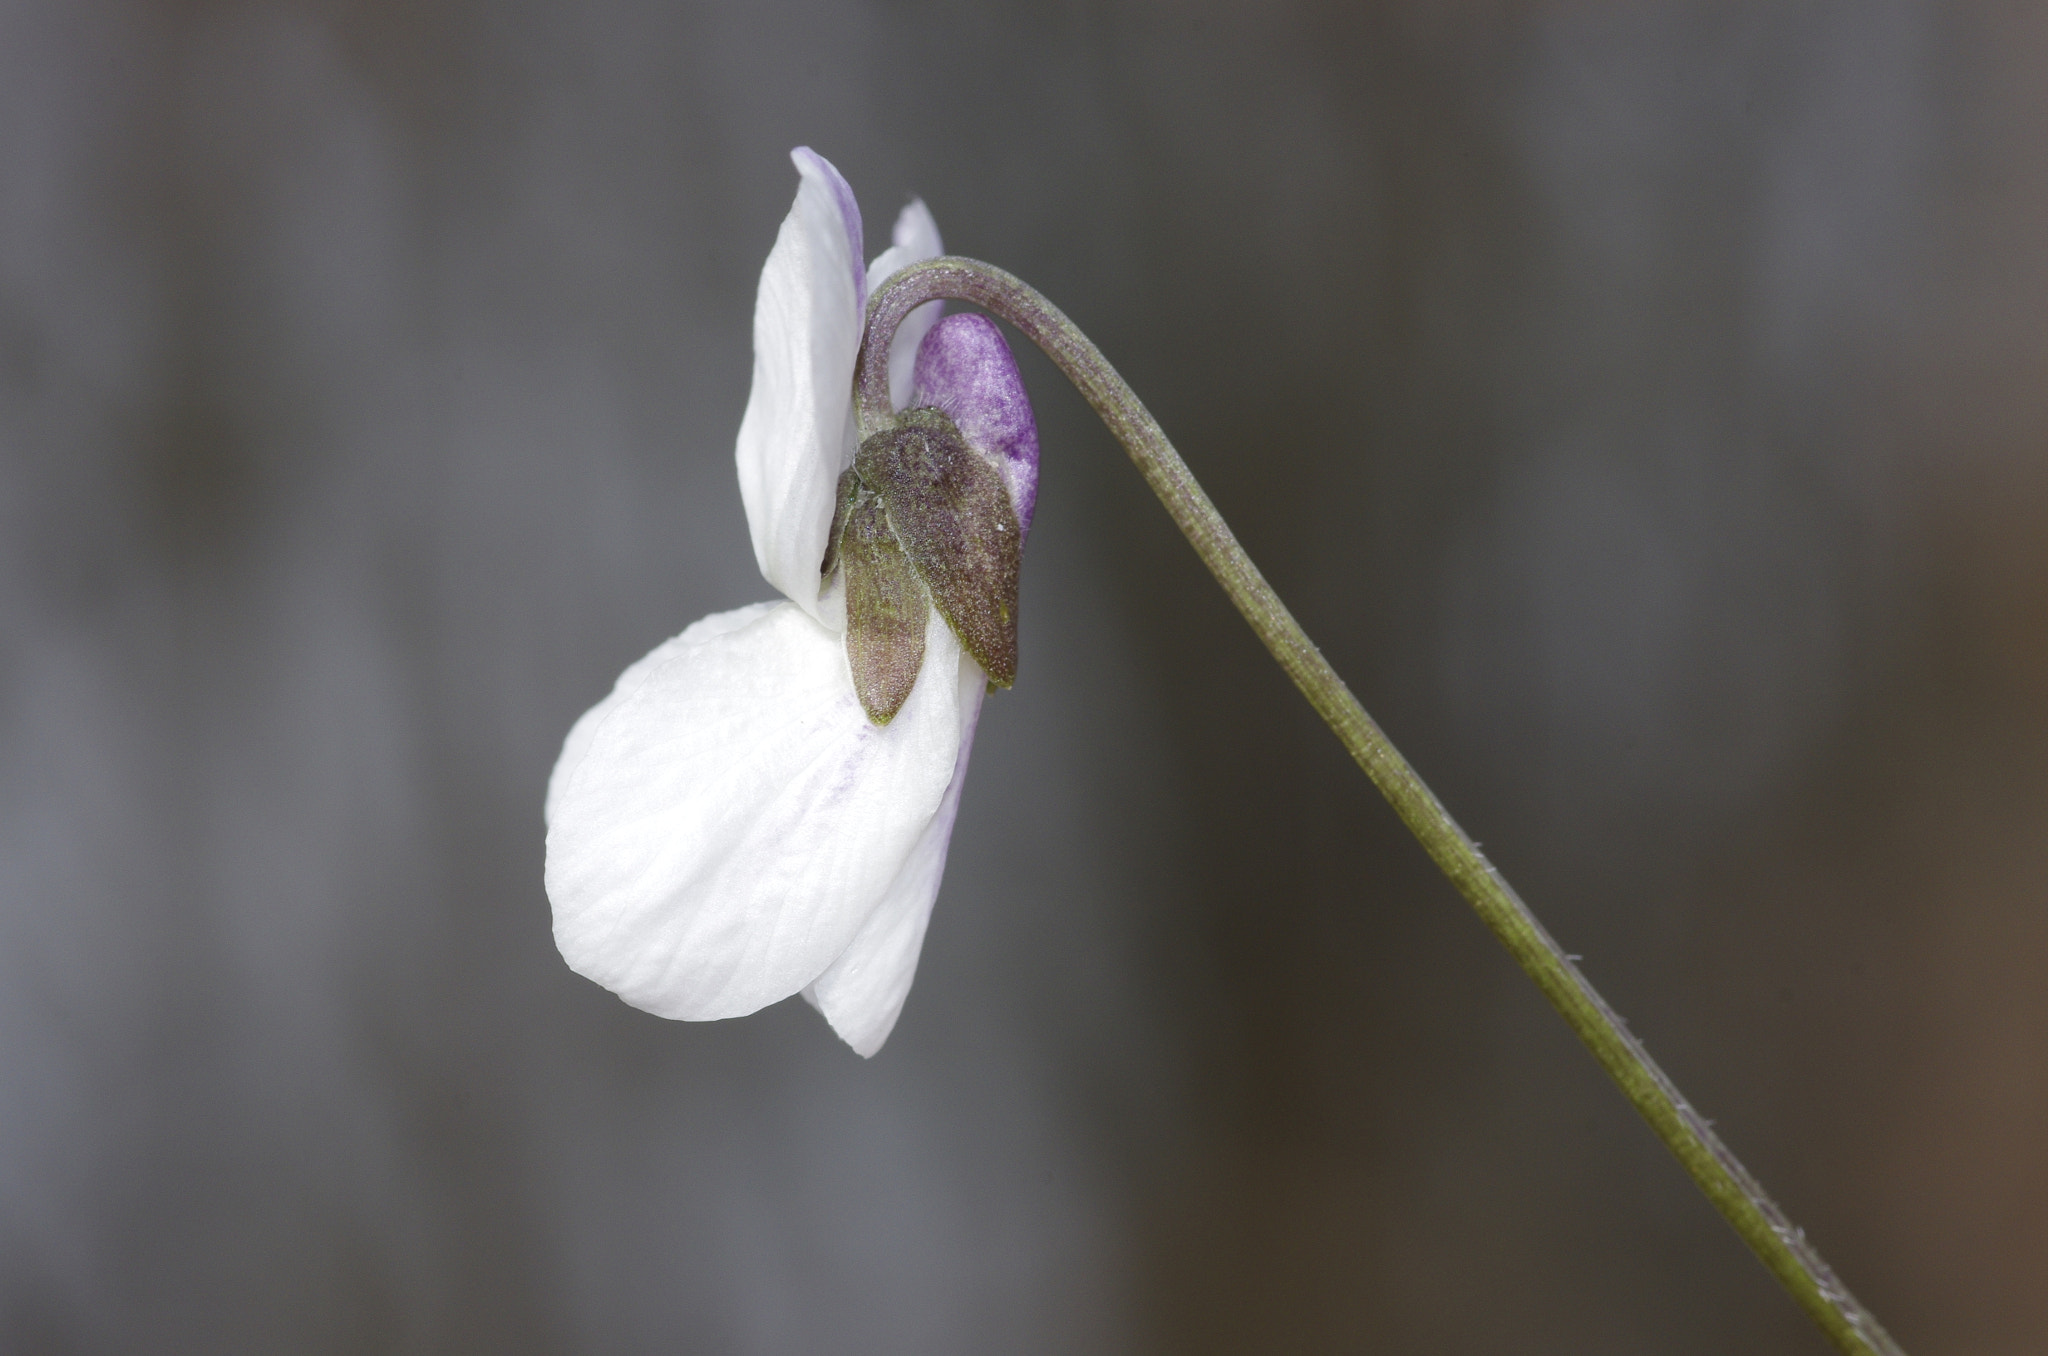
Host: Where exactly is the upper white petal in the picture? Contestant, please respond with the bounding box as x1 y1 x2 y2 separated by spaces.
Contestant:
804 651 986 1056
545 601 966 1021
864 198 945 413
735 149 864 622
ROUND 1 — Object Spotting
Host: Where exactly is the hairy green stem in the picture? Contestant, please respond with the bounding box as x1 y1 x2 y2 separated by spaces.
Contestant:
859 256 1906 1356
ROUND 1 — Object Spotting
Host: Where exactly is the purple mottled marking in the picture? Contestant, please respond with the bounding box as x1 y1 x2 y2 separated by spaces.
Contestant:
909 314 1040 536
792 146 866 310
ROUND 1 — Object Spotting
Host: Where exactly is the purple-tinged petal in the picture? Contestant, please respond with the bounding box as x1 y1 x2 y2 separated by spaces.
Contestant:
792 146 866 311
865 199 946 412
734 150 866 619
910 313 1040 535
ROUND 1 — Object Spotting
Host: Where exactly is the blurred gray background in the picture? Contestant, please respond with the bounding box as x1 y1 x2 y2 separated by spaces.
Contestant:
2 2 2043 1352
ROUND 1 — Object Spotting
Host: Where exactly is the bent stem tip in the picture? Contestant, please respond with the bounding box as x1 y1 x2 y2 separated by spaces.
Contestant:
858 255 1909 1356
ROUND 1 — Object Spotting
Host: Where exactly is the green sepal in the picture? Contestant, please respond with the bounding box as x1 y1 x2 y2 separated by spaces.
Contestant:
839 492 928 725
855 408 1021 688
820 469 862 581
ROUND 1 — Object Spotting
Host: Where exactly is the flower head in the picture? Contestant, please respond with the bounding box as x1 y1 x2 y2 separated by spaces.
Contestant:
545 149 1037 1055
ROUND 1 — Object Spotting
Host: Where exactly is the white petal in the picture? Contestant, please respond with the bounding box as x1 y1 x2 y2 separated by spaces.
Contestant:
863 196 942 294
545 601 966 1021
804 651 986 1056
544 601 777 832
864 198 946 413
735 148 865 621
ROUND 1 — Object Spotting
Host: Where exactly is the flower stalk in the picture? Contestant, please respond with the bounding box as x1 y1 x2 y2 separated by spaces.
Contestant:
860 256 1907 1356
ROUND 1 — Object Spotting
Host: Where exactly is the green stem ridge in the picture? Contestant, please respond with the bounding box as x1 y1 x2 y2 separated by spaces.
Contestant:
859 256 1907 1356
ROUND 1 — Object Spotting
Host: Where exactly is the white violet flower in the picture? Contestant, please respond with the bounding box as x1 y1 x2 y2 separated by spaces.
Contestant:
545 148 1039 1056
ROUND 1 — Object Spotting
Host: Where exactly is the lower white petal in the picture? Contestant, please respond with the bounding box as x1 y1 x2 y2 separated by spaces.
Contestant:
804 652 987 1056
545 601 964 1021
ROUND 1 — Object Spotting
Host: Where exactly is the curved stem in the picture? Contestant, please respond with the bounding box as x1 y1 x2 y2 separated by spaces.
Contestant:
860 256 1907 1356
